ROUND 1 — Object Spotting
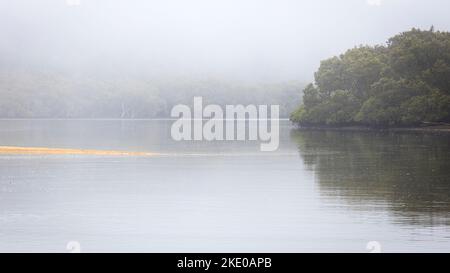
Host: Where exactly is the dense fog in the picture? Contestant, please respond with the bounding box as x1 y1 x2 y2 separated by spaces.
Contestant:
1 0 449 118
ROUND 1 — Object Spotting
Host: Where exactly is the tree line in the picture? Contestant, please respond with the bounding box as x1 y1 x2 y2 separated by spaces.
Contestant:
291 28 450 127
0 69 302 119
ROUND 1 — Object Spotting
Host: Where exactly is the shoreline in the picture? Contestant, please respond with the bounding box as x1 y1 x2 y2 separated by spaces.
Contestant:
292 125 450 134
0 146 158 156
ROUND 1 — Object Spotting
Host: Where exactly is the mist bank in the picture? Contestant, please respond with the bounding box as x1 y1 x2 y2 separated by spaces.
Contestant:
291 28 450 127
0 68 303 118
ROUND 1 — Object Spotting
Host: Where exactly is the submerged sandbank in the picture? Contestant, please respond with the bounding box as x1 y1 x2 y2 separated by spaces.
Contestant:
0 146 158 156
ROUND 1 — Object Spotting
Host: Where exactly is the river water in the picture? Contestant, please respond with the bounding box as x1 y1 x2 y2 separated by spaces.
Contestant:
0 120 449 252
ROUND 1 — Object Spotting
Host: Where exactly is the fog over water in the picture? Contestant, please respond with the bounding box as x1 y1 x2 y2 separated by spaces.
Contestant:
2 0 450 82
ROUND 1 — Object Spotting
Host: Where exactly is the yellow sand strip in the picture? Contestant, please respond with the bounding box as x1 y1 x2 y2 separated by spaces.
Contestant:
0 146 158 156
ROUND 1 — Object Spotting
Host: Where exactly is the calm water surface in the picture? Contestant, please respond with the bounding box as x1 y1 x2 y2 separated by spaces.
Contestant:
0 120 449 252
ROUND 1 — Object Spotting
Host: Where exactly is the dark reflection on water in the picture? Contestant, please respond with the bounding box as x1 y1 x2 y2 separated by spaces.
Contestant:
291 129 450 227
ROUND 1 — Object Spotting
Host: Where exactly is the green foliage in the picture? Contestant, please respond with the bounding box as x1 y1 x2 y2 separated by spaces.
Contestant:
291 28 450 127
292 90 360 125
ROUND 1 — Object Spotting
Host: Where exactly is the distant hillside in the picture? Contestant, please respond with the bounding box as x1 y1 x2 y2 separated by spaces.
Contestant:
0 68 303 118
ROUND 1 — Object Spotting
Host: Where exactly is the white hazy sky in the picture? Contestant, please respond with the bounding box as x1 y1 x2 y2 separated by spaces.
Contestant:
1 0 449 82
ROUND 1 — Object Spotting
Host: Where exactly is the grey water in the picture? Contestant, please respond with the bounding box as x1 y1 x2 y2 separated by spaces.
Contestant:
0 120 449 252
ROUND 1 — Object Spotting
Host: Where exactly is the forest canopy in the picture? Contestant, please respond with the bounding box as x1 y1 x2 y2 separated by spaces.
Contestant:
290 28 450 127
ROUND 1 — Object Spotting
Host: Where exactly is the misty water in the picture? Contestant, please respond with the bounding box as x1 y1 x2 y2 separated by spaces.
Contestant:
0 120 449 252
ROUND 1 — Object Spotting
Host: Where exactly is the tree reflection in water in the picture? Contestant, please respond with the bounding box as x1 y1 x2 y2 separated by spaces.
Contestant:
291 129 450 227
